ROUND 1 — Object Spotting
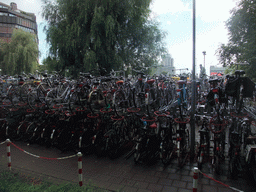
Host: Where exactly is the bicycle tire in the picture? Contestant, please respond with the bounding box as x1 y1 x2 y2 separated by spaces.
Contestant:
160 139 174 165
45 90 56 108
7 85 20 106
113 90 125 109
215 155 221 174
229 156 239 179
134 142 141 163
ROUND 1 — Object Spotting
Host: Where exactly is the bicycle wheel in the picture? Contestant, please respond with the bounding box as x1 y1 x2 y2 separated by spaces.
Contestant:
198 150 204 170
16 121 29 140
94 132 108 157
20 83 35 103
6 123 20 141
214 155 221 174
134 142 141 163
27 91 38 109
23 122 36 142
37 84 48 103
7 85 20 106
252 165 256 182
178 128 190 167
104 91 113 108
69 91 81 110
229 156 239 179
160 139 175 165
156 89 165 107
113 90 125 110
57 82 69 98
79 86 90 106
45 90 56 108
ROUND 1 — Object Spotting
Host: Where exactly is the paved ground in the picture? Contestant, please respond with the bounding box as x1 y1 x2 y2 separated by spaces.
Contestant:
1 139 256 192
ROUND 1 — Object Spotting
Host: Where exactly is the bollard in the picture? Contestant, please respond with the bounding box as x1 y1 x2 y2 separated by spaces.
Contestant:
6 139 11 170
77 152 83 187
193 167 199 192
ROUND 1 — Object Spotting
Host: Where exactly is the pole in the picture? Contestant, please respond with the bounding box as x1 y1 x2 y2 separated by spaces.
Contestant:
193 167 199 192
77 152 83 186
190 0 196 162
202 51 206 69
6 139 11 170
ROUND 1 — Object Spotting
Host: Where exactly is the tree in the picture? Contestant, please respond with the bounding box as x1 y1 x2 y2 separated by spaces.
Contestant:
41 56 61 73
41 0 166 77
217 0 256 81
0 29 39 75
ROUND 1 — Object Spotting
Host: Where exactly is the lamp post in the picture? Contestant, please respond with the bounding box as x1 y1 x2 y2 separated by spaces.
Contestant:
190 0 196 162
202 51 206 69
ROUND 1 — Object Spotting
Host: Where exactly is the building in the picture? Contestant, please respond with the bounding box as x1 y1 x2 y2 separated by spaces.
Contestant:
155 53 176 76
0 2 37 43
210 65 227 76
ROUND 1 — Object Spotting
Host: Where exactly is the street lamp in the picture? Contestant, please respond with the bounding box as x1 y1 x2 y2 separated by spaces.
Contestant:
202 51 206 69
191 0 196 162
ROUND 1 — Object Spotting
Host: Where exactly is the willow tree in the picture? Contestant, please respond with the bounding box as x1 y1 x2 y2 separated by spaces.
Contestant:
217 0 256 81
0 29 39 75
42 0 166 77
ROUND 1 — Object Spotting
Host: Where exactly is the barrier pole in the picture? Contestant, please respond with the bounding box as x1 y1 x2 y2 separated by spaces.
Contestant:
193 167 199 192
6 139 11 170
77 152 83 186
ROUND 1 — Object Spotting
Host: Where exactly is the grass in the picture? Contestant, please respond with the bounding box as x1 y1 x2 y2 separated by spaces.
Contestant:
0 170 106 192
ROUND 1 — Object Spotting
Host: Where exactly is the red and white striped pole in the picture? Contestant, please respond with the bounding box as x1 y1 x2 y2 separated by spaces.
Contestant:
77 152 83 186
193 167 199 192
6 139 11 170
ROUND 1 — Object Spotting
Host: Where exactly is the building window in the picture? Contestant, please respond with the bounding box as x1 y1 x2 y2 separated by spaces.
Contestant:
0 5 8 9
0 33 12 38
0 13 8 16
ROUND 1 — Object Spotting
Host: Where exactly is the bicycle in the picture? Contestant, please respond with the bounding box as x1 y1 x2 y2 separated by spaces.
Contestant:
209 114 228 174
174 117 190 167
196 115 211 170
155 111 175 166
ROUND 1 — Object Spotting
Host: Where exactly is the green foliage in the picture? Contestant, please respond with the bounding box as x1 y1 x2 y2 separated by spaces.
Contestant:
217 0 256 79
41 56 61 73
41 0 167 77
0 29 38 75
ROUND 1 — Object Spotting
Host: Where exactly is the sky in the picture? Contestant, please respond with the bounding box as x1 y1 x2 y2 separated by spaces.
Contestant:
1 0 239 75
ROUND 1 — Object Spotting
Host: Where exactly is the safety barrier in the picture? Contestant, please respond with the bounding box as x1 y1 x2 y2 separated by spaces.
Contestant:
193 167 244 192
2 139 83 187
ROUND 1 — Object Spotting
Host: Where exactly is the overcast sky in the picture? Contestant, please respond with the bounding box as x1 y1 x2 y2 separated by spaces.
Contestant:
2 0 239 75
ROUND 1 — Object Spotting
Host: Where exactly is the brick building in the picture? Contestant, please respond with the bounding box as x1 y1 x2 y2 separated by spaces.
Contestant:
0 2 37 43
